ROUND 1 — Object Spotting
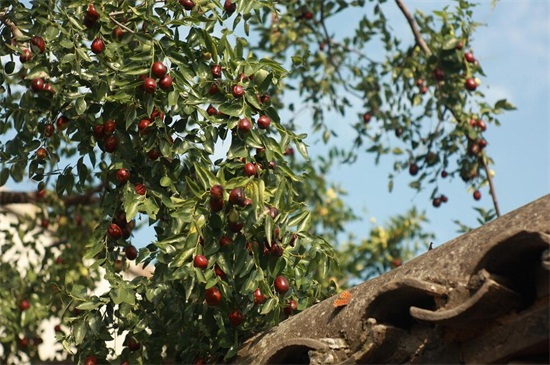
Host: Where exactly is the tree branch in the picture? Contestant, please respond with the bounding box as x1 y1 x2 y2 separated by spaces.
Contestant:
481 156 501 217
0 9 25 41
394 0 432 56
394 0 501 217
0 185 103 206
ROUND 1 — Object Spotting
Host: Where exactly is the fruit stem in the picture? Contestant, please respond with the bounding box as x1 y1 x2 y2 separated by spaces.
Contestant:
395 0 432 56
482 156 501 217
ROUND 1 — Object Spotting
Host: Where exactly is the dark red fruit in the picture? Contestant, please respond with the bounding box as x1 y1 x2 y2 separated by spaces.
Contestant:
125 245 138 260
143 77 157 94
93 124 105 139
409 163 419 176
456 41 464 50
31 36 45 53
91 38 105 54
303 11 314 20
103 119 116 135
210 184 224 199
362 112 371 124
268 206 279 219
36 147 48 160
112 26 124 40
19 49 32 63
228 309 244 326
253 288 266 305
19 337 30 347
104 136 118 153
283 299 297 315
238 118 252 133
138 118 152 134
33 337 44 345
224 0 236 15
274 275 289 294
211 64 222 78
208 83 220 95
260 94 271 104
116 168 130 183
473 190 481 201
55 115 69 131
243 162 257 177
84 355 98 365
284 147 294 156
85 4 100 26
229 188 245 206
433 68 445 81
432 198 441 208
158 75 173 90
420 86 428 94
441 170 448 178
270 243 283 257
477 120 487 131
464 78 477 91
108 223 123 240
478 139 487 149
257 115 271 129
179 0 195 10
36 189 46 199
31 78 45 92
43 123 55 137
206 105 219 116
441 195 448 203
464 52 475 63
228 221 243 233
231 84 244 98
416 79 424 87
205 287 222 306
19 299 31 311
135 183 146 195
147 149 161 160
210 196 224 212
54 324 62 333
219 236 233 247
127 337 140 351
193 255 208 269
151 61 167 78
214 265 226 279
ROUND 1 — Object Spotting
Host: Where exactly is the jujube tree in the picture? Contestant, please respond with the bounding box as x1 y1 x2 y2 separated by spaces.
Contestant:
0 0 513 363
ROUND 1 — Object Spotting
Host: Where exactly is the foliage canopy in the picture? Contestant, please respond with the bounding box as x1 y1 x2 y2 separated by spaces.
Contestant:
0 0 512 363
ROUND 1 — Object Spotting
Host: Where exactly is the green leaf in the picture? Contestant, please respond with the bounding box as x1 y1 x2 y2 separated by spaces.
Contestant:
75 98 87 115
73 321 86 345
295 140 309 160
494 99 516 110
260 298 277 314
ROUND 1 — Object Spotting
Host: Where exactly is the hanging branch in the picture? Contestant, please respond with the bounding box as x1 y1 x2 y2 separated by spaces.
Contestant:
395 0 432 56
395 0 501 217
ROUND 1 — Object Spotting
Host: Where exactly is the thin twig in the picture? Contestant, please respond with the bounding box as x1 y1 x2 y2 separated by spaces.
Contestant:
109 14 135 34
481 156 501 217
318 1 364 101
394 0 432 56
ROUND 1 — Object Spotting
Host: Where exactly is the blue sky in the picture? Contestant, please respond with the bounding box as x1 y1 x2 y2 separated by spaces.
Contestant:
297 0 549 246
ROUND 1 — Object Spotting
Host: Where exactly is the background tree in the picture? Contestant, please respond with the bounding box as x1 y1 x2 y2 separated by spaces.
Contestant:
0 0 524 363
